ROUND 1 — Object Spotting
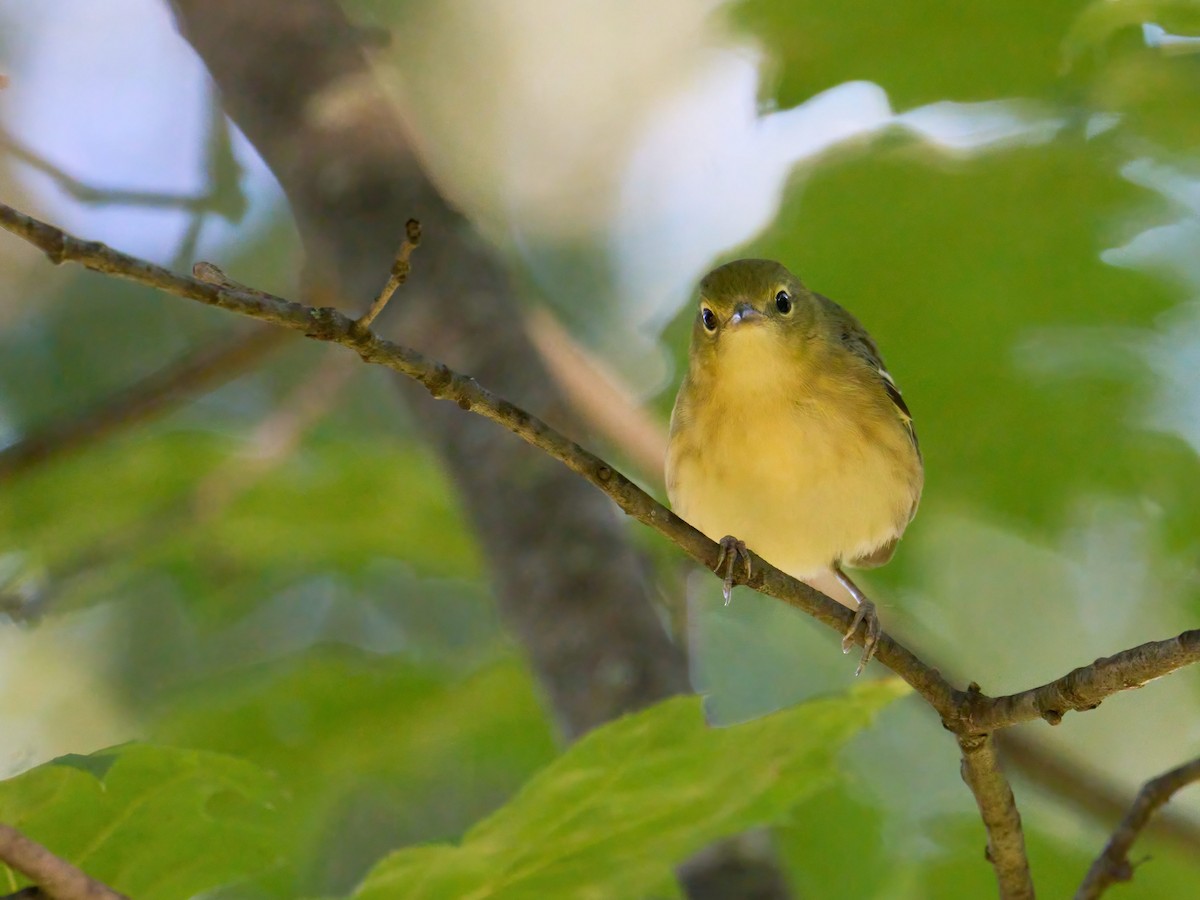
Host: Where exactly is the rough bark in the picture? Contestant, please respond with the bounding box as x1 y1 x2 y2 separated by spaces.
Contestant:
167 1 787 895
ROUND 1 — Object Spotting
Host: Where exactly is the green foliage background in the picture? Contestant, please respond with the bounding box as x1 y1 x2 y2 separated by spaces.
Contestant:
2 0 1200 897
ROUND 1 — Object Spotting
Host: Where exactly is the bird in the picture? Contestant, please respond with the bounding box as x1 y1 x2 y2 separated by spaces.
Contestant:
665 258 923 674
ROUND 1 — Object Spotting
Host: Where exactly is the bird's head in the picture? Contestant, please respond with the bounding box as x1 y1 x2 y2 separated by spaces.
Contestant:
688 259 817 372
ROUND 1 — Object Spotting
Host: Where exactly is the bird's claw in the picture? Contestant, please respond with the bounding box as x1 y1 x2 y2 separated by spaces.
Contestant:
834 566 881 676
714 536 751 604
841 598 880 676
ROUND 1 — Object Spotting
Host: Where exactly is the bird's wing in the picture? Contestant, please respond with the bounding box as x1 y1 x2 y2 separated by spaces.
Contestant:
815 292 920 459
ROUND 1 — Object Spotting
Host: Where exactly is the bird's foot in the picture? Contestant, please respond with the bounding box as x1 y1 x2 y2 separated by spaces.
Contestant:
835 567 881 676
842 599 881 677
714 536 751 605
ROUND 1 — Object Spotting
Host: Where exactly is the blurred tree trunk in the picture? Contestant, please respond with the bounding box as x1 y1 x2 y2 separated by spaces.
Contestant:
168 1 791 897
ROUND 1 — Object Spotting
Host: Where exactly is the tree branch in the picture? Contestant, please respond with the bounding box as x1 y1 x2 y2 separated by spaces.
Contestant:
6 202 1197 739
1076 756 1200 899
965 630 1200 731
0 823 127 900
957 734 1034 899
997 730 1200 859
168 0 694 744
1 124 210 210
0 198 962 711
164 2 785 893
529 312 1200 867
10 200 1200 896
0 101 244 223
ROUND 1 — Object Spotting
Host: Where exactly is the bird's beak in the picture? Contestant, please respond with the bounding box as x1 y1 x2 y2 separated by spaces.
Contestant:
729 302 764 327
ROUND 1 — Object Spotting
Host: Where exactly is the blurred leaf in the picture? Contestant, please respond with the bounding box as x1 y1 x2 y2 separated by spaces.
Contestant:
350 680 907 899
0 430 481 617
150 651 557 895
781 796 1200 899
1064 0 1200 67
727 0 1200 545
1062 0 1200 151
920 813 1200 899
1089 51 1200 150
150 652 553 800
0 744 285 899
744 138 1199 540
209 437 477 577
2 432 218 570
733 0 1083 109
0 274 226 430
774 782 890 898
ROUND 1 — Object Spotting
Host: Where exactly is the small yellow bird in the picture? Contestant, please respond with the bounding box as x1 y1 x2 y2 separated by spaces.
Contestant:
666 259 923 673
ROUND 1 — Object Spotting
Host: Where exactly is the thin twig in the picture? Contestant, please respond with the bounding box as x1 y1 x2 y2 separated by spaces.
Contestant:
965 631 1200 731
193 261 282 300
530 315 1200 865
4 204 1196 736
998 731 1200 858
7 204 1200 898
1076 756 1200 899
0 823 128 900
1 126 216 212
0 199 964 716
353 219 421 331
168 3 785 895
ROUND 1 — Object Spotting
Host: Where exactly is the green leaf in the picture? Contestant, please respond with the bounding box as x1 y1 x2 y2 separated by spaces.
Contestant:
0 430 481 618
150 652 558 896
919 813 1200 899
150 652 555 805
733 0 1082 110
1064 0 1200 67
724 0 1200 546
350 680 908 899
0 744 286 899
774 782 890 898
738 136 1200 544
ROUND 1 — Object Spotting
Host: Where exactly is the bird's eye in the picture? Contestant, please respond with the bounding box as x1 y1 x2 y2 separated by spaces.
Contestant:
701 307 717 331
775 290 792 314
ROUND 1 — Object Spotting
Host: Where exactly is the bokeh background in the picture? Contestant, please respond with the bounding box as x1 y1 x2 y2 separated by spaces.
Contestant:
2 0 1200 897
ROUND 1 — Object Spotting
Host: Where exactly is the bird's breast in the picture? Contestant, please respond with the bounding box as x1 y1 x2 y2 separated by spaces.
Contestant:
666 353 921 580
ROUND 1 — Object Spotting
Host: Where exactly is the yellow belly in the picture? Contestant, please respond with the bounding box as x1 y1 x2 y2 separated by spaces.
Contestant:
666 370 919 581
